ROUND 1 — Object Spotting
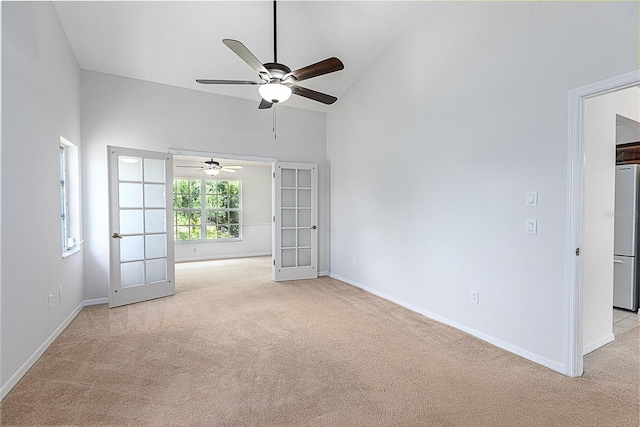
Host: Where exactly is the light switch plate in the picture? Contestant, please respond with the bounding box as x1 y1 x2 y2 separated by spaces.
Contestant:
526 191 538 207
525 219 537 235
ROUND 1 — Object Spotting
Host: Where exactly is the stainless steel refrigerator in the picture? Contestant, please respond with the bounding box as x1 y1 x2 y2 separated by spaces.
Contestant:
614 164 640 311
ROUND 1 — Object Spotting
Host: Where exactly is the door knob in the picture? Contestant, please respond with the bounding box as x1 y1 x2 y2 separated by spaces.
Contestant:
311 225 317 230
112 232 123 239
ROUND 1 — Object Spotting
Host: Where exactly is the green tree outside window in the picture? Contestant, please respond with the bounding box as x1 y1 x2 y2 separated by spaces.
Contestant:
173 178 241 241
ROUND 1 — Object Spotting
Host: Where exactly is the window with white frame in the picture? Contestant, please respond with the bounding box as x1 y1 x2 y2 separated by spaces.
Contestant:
60 137 80 256
173 178 241 241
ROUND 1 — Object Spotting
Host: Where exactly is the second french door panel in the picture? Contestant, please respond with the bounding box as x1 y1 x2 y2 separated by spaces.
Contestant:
273 162 318 281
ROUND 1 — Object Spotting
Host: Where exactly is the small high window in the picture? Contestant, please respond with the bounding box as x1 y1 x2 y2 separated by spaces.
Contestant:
60 137 80 256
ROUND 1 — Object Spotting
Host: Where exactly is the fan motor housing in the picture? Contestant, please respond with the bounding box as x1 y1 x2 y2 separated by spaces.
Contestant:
263 62 292 81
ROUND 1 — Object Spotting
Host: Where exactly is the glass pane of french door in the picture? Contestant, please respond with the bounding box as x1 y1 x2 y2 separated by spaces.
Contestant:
108 146 175 308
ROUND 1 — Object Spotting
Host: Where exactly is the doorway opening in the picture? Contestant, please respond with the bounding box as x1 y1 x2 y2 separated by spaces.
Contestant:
108 147 320 307
169 149 275 293
566 70 640 377
170 150 275 266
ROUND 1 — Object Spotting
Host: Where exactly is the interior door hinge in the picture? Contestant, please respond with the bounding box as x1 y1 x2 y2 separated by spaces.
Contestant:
273 172 276 178
273 259 276 266
273 216 276 222
576 247 580 256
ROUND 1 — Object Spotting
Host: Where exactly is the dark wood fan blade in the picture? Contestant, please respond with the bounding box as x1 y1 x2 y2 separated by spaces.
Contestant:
290 85 338 105
259 99 273 109
196 79 263 85
284 57 344 83
222 39 271 77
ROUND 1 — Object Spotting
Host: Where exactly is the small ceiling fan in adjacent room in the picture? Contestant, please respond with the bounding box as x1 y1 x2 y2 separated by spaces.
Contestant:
196 1 344 109
176 159 243 176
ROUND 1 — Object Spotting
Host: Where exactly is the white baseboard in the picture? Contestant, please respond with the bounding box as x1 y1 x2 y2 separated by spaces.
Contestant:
329 273 566 375
583 333 615 355
86 254 275 305
175 252 271 263
1 301 84 400
3 271 570 402
84 297 108 306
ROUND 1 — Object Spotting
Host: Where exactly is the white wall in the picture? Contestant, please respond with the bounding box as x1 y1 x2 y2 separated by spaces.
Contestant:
327 2 638 373
173 162 272 262
0 1 4 395
81 71 328 300
1 2 83 395
583 88 640 354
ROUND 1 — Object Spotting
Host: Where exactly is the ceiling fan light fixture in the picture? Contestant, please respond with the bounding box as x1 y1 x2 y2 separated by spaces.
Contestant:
204 168 221 176
258 83 291 103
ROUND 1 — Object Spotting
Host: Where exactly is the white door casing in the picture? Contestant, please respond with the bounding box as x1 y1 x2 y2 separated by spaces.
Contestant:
566 69 640 377
108 146 175 308
272 162 318 281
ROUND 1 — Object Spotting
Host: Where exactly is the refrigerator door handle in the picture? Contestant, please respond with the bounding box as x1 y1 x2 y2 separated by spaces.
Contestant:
614 259 624 264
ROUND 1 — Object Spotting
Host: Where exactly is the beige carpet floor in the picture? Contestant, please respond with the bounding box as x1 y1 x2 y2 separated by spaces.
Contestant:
1 256 638 426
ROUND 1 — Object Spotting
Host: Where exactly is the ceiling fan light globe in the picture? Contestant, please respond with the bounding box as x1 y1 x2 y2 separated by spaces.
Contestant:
204 168 220 176
259 83 291 103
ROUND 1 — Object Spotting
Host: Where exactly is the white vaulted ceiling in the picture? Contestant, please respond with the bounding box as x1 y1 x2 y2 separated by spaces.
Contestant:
53 1 458 112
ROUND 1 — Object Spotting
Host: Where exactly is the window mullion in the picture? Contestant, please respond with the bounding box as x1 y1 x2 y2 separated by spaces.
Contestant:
201 179 207 241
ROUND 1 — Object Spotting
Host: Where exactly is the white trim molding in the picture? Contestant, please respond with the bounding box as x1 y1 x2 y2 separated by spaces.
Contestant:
583 333 615 356
565 70 640 378
1 302 84 400
1 296 119 400
168 148 277 165
175 251 272 263
330 273 565 374
0 4 3 401
84 297 109 306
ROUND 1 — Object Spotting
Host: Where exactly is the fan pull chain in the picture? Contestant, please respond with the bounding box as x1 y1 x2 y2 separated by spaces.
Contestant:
273 103 277 139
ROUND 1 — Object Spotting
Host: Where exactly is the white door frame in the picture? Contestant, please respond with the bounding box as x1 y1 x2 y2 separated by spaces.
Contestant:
565 69 639 377
168 148 277 166
169 151 322 282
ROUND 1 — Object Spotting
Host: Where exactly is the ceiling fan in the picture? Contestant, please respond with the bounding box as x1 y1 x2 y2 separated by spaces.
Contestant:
176 159 243 176
196 1 344 109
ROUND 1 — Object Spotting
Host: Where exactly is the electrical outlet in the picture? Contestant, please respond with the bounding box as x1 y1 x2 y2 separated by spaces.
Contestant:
58 287 63 301
48 294 54 310
471 291 479 304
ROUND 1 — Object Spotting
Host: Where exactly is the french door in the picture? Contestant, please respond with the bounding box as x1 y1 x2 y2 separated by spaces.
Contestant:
272 162 318 281
108 146 175 308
